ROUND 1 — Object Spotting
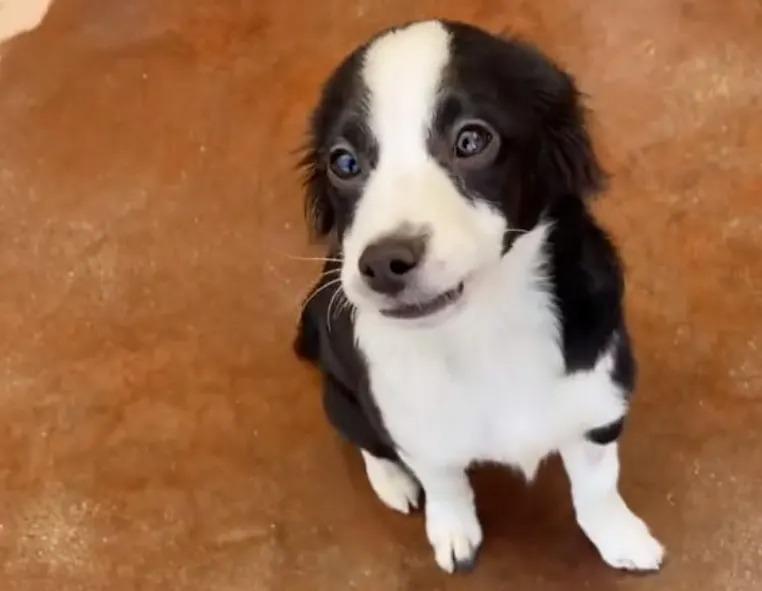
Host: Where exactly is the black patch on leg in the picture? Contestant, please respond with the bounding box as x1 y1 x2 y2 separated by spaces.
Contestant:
585 417 625 445
323 374 398 461
611 330 636 394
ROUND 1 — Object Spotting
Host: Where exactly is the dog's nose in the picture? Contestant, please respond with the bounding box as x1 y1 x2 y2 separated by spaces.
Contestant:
358 236 425 295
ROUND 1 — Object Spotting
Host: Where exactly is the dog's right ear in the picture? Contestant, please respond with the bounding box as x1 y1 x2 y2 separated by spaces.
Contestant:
299 46 368 238
299 145 334 237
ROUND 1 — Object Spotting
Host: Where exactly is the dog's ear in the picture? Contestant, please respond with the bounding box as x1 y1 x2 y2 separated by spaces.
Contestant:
299 47 368 239
299 146 334 237
536 71 606 199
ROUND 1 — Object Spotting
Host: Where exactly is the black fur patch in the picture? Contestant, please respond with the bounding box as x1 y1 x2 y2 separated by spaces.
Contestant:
586 418 625 445
295 258 398 458
545 196 628 375
299 46 370 237
611 330 637 393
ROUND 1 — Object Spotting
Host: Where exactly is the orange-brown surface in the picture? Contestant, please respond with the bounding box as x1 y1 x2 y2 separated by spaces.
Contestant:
0 1 760 589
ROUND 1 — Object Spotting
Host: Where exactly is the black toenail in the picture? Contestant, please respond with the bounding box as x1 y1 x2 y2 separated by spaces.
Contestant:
454 544 481 573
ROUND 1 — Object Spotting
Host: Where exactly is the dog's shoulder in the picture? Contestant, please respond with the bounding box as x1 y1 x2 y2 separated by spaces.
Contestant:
546 197 635 390
296 262 400 456
295 262 364 391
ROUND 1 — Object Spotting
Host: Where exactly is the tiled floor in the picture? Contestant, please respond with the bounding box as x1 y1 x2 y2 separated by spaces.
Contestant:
0 1 760 589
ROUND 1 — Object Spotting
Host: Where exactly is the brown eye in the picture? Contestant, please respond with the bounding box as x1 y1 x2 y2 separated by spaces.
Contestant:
454 125 492 158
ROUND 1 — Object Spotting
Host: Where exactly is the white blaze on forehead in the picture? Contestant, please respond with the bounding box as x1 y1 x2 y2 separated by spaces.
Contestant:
361 21 451 163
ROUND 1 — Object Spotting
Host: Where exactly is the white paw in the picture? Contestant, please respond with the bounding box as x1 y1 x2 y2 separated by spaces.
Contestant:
577 500 665 571
362 451 421 514
426 502 483 573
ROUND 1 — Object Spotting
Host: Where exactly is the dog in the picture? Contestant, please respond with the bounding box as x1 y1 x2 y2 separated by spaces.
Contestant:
295 20 664 574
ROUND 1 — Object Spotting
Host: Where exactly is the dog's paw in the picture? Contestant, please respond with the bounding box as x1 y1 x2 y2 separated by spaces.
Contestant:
362 452 421 514
426 502 483 573
578 501 665 571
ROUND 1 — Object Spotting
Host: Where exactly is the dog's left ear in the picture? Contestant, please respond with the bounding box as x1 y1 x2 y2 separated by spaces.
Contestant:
537 70 606 198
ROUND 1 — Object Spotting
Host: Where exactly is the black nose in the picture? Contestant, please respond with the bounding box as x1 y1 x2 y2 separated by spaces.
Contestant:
358 236 426 295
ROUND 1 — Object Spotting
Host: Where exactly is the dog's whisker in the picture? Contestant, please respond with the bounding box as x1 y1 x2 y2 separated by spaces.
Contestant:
343 299 356 324
298 277 342 317
338 292 354 318
286 254 344 264
326 285 345 333
318 268 342 286
288 269 342 311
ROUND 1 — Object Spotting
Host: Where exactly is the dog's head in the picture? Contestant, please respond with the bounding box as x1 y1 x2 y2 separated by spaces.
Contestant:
301 21 604 321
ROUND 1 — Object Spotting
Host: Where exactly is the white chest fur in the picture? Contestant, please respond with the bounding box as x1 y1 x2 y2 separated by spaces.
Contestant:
354 226 627 478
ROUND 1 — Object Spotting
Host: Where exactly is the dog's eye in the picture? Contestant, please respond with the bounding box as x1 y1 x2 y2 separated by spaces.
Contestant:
329 148 361 180
454 125 492 158
450 120 501 169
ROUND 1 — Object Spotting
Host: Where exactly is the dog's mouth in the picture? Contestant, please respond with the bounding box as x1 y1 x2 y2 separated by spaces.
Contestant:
381 283 464 320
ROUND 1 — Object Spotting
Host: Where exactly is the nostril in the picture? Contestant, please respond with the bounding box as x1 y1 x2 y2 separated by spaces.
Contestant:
358 233 427 294
389 258 415 275
361 263 376 278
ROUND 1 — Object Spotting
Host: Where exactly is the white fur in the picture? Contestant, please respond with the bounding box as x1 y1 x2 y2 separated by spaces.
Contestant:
356 223 640 571
356 224 627 479
561 440 665 570
361 450 420 514
408 460 482 573
362 21 450 166
342 21 661 573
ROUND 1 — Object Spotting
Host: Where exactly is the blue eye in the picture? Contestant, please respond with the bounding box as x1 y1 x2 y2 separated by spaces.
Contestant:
329 148 361 180
455 125 491 158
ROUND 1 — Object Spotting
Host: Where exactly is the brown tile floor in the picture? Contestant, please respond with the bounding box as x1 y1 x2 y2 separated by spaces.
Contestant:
0 1 760 589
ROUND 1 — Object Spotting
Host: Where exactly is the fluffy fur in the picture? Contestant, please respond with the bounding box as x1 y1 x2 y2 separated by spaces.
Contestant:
296 20 663 574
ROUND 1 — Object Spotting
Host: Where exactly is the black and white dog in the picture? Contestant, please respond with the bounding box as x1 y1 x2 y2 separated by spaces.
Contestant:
295 20 664 574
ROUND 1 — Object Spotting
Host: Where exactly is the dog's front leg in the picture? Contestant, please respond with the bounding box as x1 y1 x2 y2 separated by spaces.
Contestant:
561 439 665 571
403 456 482 573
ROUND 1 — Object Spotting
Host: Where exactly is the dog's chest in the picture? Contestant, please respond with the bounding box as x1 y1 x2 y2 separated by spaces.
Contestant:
355 290 568 474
